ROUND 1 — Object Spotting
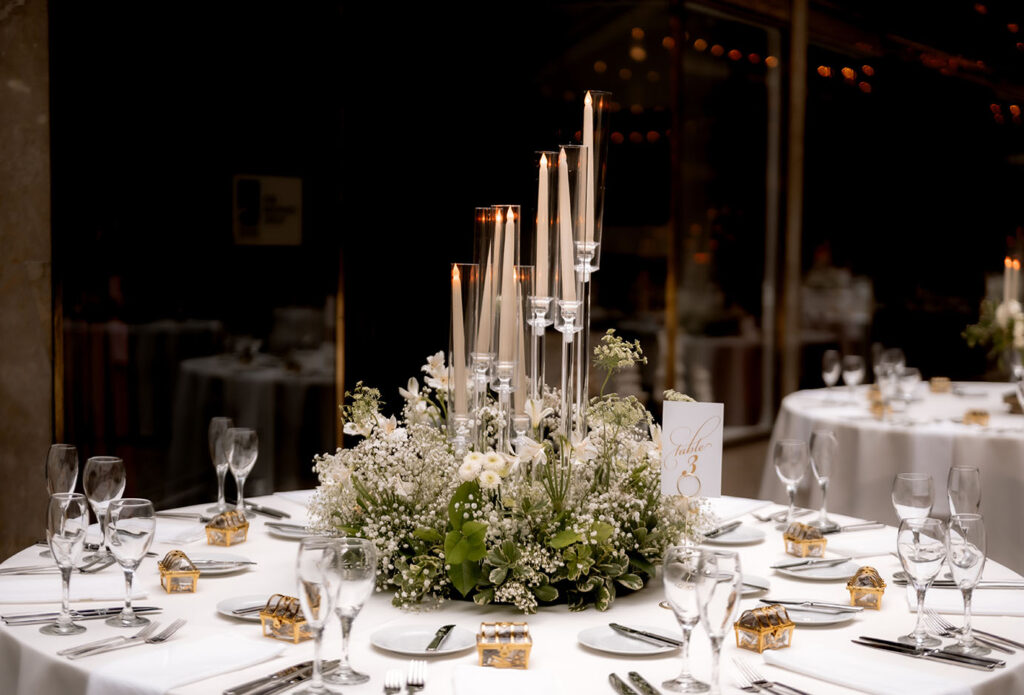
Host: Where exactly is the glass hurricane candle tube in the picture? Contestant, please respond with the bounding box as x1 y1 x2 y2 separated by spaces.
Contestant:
448 262 479 457
581 90 612 272
490 204 521 454
528 151 558 408
513 265 534 419
471 207 499 451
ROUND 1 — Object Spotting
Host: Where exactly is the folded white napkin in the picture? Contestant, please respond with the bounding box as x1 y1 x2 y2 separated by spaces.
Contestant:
707 496 773 523
87 518 204 546
84 633 284 695
764 644 971 695
273 489 315 507
453 664 555 695
825 526 897 558
0 572 146 603
904 585 1024 617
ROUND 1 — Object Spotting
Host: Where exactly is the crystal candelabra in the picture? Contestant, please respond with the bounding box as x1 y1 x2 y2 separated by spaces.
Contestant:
492 361 516 453
527 297 553 423
573 241 599 438
555 300 582 440
470 352 494 451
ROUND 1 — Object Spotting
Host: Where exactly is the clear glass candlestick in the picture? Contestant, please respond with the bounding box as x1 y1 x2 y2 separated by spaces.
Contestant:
493 361 516 454
448 262 479 448
555 300 582 439
470 352 494 451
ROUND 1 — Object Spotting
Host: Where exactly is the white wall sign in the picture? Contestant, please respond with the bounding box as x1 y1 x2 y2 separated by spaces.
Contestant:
661 401 723 498
232 174 302 246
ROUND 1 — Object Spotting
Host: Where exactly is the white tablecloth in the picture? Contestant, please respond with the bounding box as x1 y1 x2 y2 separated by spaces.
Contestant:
759 383 1024 573
3 494 1024 694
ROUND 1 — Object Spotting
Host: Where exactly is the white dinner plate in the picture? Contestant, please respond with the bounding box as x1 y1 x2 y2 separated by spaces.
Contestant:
742 574 770 595
265 523 310 540
704 526 766 546
785 608 857 626
370 624 476 656
773 559 860 581
577 624 679 655
188 551 254 576
217 594 269 622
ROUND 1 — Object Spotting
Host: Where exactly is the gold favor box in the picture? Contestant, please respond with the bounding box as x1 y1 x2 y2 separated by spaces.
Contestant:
929 377 951 393
477 622 531 669
259 594 313 644
734 604 795 653
963 409 990 426
157 550 199 593
847 566 886 609
206 510 249 547
782 522 827 558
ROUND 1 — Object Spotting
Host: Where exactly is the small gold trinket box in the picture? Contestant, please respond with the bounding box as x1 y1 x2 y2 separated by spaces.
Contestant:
477 622 531 669
847 566 886 609
867 384 882 403
782 522 827 558
205 510 249 546
929 377 951 393
963 409 989 426
258 594 312 643
734 604 795 653
157 550 199 593
869 401 892 419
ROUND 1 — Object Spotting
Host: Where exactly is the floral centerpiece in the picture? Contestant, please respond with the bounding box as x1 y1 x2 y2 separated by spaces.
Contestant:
963 298 1024 376
308 331 710 613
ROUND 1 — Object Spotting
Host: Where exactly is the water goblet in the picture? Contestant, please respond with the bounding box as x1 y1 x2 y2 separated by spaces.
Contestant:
891 472 933 522
661 546 709 693
323 537 377 686
896 517 946 648
808 430 839 531
773 439 809 525
40 492 90 635
695 550 742 695
841 355 865 404
83 456 126 557
945 513 989 657
296 536 339 694
896 367 921 423
227 428 258 517
947 466 981 516
206 417 234 514
105 498 156 627
822 349 841 401
42 444 79 557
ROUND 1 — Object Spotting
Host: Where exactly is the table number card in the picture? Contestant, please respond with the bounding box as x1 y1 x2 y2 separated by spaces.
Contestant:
661 401 723 498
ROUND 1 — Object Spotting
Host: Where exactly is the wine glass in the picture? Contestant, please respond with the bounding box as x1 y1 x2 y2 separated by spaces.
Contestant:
296 536 339 694
206 417 234 514
40 492 90 635
808 430 839 531
822 350 841 401
945 513 989 657
773 439 809 525
323 537 377 686
947 466 981 516
105 498 156 627
695 550 742 695
841 355 865 404
82 456 126 557
891 472 933 522
896 367 921 423
42 445 79 557
661 546 709 693
896 517 946 648
227 428 258 517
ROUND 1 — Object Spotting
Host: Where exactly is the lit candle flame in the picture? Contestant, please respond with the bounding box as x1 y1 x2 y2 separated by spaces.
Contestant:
507 206 514 221
1007 256 1013 268
496 208 503 224
1014 259 1020 271
452 264 460 282
540 153 548 168
585 91 592 106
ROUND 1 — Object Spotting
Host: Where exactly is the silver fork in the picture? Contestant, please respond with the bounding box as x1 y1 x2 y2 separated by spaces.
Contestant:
734 659 812 695
405 659 426 693
751 508 812 523
68 618 186 659
58 622 158 657
925 610 1014 654
383 668 403 694
0 554 114 576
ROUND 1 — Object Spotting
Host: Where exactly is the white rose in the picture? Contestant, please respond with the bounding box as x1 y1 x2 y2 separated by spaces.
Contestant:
478 469 501 489
458 459 482 482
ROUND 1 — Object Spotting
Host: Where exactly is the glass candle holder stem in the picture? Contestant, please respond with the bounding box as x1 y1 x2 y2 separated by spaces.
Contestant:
528 296 552 405
470 353 493 451
556 301 581 440
493 361 515 454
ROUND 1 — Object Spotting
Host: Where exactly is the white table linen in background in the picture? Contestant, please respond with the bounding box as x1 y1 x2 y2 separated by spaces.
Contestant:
706 495 773 522
0 572 146 604
905 585 1024 617
451 663 557 695
2 495 1024 694
759 383 1024 573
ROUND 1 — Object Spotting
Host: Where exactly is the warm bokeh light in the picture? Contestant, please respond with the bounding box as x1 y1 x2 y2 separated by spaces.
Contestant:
858 81 872 93
647 70 660 82
608 101 622 112
974 3 987 14
593 60 607 74
619 68 633 80
995 113 1006 124
765 56 779 68
662 36 675 49
817 65 832 77
862 65 875 76
646 131 660 143
841 67 856 79
630 46 647 62
1011 105 1021 116
748 53 760 64
991 103 1002 114
631 27 645 40
694 38 708 51
728 49 742 61
629 131 643 144
630 104 643 115
694 252 711 265
611 131 624 144
1010 23 1020 33
710 44 724 56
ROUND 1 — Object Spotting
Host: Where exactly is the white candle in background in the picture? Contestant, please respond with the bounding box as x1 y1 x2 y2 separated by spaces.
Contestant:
452 265 467 415
498 208 517 362
558 148 577 302
1005 256 1012 305
583 91 595 244
515 274 528 411
1015 259 1021 302
536 154 549 296
476 245 493 353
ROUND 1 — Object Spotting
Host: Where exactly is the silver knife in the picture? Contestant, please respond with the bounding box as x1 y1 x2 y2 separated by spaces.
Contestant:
425 624 455 651
230 501 290 519
222 660 312 695
609 623 683 648
2 607 162 626
248 661 339 695
821 522 884 534
704 520 742 539
854 637 1002 669
771 556 851 570
609 674 640 695
852 640 995 671
760 598 863 613
627 671 662 695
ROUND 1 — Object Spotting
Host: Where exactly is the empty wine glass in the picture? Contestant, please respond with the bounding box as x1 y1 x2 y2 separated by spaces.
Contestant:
105 498 155 627
695 550 742 695
323 537 377 686
206 417 234 514
896 367 921 423
841 355 865 404
661 546 709 693
773 439 809 525
42 445 79 557
945 513 988 657
227 428 258 517
896 517 946 648
808 430 839 531
891 472 933 522
947 466 981 516
41 492 90 636
296 536 339 694
82 456 126 557
822 350 841 401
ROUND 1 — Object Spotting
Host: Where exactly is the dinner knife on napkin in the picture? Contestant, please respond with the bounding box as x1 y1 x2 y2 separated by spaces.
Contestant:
703 521 742 539
609 673 640 695
608 623 683 648
425 624 455 651
854 636 1004 669
759 598 863 613
2 606 162 626
821 522 884 534
222 660 313 695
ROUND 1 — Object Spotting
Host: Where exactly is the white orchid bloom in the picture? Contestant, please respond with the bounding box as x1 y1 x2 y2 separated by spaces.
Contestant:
421 351 445 378
398 377 421 401
515 436 547 466
424 371 449 391
524 398 554 429
478 469 502 490
571 432 599 463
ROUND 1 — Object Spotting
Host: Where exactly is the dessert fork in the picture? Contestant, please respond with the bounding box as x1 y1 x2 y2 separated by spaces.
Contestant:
925 610 1014 654
68 618 186 658
383 669 403 694
733 658 812 695
406 659 426 693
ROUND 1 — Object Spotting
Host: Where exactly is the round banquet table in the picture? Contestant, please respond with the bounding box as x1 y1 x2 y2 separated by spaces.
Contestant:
759 382 1024 575
3 493 1024 695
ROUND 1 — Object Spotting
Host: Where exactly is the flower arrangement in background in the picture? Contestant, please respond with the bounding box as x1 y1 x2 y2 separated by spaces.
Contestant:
309 331 710 613
963 298 1024 365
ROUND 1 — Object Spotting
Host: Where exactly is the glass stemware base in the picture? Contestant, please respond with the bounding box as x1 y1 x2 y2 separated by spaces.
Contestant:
808 518 839 532
40 620 85 636
897 632 941 648
206 501 231 514
662 675 710 693
106 613 150 627
323 668 369 686
944 640 991 657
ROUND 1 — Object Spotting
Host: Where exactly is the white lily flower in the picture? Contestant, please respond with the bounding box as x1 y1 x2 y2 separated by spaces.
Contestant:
570 432 599 463
398 377 420 401
421 351 445 378
343 420 373 437
515 436 547 466
424 372 449 391
524 398 554 429
376 414 407 442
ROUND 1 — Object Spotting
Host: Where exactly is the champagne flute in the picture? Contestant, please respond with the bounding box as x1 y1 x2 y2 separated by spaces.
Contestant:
945 513 989 657
105 498 156 627
822 350 841 401
42 445 79 557
661 546 709 693
896 517 945 648
947 466 981 516
773 439 809 525
82 456 126 558
40 493 90 635
808 430 839 531
323 537 377 686
841 355 865 404
891 472 933 522
695 550 742 695
227 428 258 517
296 536 339 694
206 417 234 514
